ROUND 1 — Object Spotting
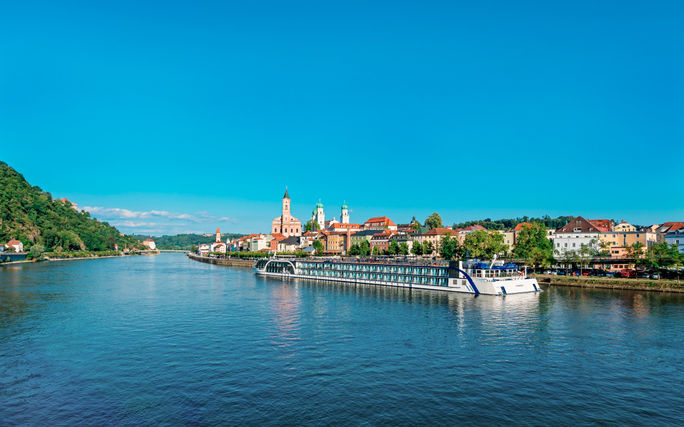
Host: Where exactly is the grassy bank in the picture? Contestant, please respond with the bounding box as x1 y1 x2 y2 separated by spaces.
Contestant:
534 274 684 293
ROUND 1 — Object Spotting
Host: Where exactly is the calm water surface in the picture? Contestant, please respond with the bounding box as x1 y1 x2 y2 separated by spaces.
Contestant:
1 254 683 425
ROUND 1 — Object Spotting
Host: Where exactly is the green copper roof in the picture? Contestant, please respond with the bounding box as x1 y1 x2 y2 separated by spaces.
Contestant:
341 200 348 210
316 199 323 208
283 186 290 199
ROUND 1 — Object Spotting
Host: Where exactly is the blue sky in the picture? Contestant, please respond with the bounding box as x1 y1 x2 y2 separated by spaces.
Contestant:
1 0 682 235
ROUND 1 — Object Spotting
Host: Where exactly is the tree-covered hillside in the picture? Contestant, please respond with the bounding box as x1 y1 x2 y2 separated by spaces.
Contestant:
0 161 141 251
453 215 574 231
132 233 244 250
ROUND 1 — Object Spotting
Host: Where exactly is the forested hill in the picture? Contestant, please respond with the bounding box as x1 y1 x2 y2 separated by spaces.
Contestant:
0 161 140 251
132 233 245 250
453 215 575 231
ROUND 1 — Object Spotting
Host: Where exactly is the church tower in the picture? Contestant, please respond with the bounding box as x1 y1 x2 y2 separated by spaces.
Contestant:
216 228 221 243
341 201 349 224
314 199 325 230
282 187 291 221
272 186 302 237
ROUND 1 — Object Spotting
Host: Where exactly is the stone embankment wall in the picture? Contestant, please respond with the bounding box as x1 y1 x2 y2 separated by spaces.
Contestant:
535 274 684 293
187 253 255 268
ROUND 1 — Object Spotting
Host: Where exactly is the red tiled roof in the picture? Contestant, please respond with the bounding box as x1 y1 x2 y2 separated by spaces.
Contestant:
463 224 487 231
514 222 531 231
557 216 600 233
329 223 361 229
661 222 684 232
423 228 457 236
6 239 21 245
270 233 287 241
588 219 613 232
364 216 396 226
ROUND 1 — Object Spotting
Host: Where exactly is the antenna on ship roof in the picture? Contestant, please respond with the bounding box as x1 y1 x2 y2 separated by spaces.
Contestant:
489 254 497 270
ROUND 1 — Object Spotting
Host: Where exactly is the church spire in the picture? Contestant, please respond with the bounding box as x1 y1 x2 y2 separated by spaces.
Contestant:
283 186 290 199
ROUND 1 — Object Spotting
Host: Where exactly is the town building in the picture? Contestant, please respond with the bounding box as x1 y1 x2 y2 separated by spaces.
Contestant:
553 216 601 257
269 233 287 251
198 244 210 255
613 221 637 232
3 239 24 253
272 187 302 237
657 222 684 237
142 239 157 250
319 230 353 255
588 219 614 232
495 230 516 249
210 228 226 253
457 225 487 243
369 231 395 253
249 234 273 252
277 236 302 252
415 228 458 254
327 223 361 233
599 230 657 256
232 234 261 251
350 229 381 247
389 232 414 252
363 216 397 231
665 229 684 253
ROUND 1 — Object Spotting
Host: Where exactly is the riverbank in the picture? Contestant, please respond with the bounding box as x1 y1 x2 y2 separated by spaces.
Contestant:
0 251 159 266
534 274 684 293
187 253 254 268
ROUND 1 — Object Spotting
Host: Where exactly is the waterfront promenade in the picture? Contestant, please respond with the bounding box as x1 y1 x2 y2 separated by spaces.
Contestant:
535 274 684 293
187 252 254 268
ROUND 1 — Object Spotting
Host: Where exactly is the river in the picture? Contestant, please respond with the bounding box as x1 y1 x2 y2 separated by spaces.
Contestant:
1 254 683 425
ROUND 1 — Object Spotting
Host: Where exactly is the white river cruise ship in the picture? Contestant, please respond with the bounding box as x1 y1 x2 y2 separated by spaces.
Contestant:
253 257 540 295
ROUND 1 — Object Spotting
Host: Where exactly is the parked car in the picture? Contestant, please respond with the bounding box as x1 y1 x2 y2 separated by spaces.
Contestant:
619 269 636 278
650 273 661 280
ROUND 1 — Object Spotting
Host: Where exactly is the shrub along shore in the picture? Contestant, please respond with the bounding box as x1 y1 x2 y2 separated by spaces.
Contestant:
535 274 684 293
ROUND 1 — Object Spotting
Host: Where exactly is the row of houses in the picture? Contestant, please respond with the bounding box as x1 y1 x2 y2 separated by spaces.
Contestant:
201 214 684 272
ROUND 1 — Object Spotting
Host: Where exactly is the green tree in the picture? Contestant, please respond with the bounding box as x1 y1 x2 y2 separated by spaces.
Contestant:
399 242 409 255
425 213 443 229
29 244 45 260
313 240 324 256
359 240 371 256
598 240 612 258
372 246 381 255
423 240 434 255
513 223 553 269
411 240 423 256
578 243 595 275
439 234 461 260
462 230 508 259
388 241 400 255
348 243 360 256
305 220 320 232
626 241 645 271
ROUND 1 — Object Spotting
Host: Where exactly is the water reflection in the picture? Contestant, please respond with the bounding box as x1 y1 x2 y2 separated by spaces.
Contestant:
268 281 302 354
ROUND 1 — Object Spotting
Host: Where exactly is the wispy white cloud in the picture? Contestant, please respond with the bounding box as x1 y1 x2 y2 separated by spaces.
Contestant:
83 206 198 221
84 205 237 235
110 221 160 228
